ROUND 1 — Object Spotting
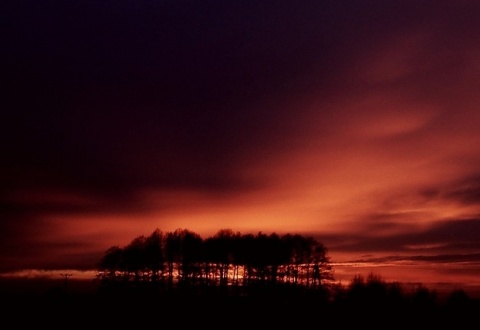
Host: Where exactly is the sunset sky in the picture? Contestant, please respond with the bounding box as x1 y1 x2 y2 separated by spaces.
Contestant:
2 1 480 292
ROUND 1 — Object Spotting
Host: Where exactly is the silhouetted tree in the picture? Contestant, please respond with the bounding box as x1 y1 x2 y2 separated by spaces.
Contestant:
98 245 123 281
411 284 438 309
145 228 165 283
123 235 148 283
309 240 334 287
177 229 203 284
446 289 471 307
164 229 182 286
204 229 239 286
265 232 288 284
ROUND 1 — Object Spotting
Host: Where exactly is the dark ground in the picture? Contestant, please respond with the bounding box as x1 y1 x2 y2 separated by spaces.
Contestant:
1 277 479 328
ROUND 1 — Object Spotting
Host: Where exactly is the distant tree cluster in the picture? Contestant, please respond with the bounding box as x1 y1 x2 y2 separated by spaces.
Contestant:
330 272 479 321
96 228 335 289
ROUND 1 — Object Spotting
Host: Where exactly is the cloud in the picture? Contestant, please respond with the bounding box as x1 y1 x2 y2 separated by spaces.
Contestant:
321 218 480 258
422 175 480 207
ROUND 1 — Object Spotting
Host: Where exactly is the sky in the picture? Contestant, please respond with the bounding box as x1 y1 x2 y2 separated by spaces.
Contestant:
2 0 480 293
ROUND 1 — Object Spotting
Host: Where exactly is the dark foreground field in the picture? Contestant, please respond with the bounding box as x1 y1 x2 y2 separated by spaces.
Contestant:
1 278 479 328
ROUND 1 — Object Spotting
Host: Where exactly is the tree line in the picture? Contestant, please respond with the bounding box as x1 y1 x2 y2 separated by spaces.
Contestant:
96 228 335 289
94 227 479 319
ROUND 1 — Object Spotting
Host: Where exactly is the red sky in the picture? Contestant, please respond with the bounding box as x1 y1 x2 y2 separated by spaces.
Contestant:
2 1 480 295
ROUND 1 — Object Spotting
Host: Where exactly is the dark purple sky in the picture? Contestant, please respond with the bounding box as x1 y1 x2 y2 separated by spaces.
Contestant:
2 1 480 290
